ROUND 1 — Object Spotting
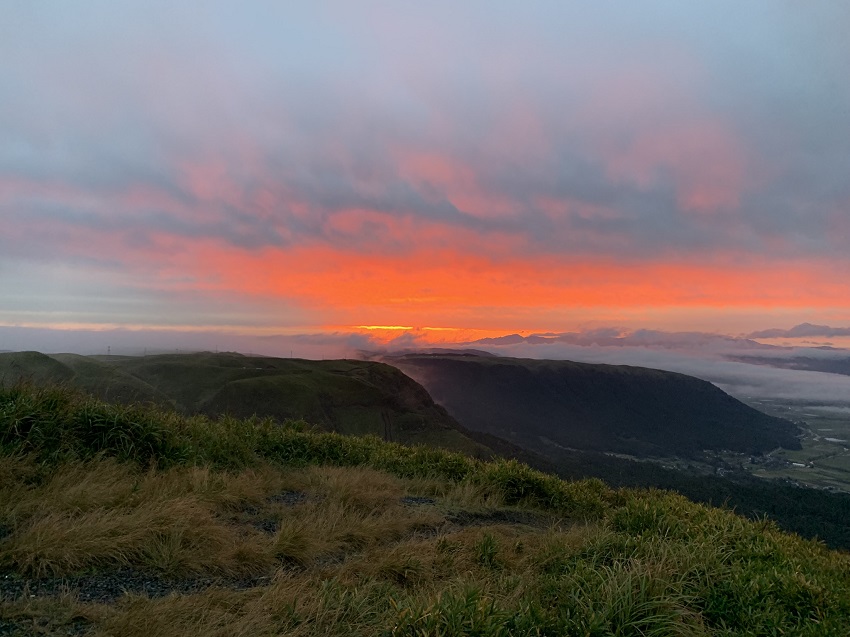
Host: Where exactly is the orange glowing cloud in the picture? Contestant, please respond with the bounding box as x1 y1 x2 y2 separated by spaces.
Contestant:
147 238 850 334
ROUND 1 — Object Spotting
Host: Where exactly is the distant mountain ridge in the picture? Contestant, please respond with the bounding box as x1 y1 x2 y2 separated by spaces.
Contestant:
747 322 850 339
471 328 777 351
390 353 801 460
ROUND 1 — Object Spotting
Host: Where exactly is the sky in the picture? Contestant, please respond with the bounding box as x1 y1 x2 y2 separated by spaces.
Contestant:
3 1 850 354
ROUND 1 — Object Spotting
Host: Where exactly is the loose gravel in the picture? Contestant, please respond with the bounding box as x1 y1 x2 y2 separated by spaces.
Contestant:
0 569 273 605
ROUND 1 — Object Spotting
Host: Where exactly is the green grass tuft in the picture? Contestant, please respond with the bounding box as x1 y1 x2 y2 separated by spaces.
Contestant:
0 383 187 466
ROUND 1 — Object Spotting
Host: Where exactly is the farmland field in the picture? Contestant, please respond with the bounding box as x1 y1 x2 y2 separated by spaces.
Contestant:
740 399 850 492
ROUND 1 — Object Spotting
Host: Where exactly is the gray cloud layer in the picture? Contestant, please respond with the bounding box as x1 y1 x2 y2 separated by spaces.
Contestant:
2 1 849 266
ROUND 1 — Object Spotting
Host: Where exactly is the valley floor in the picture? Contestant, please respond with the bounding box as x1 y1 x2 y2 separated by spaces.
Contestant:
738 398 850 493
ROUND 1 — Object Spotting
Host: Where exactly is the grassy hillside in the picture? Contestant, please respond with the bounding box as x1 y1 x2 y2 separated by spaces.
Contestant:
0 352 496 459
391 353 801 458
5 351 849 551
545 446 850 551
2 384 850 636
0 352 166 405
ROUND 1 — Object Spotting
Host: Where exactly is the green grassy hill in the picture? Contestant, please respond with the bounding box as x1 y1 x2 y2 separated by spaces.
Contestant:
1 384 849 636
0 351 165 405
0 352 496 459
391 353 801 458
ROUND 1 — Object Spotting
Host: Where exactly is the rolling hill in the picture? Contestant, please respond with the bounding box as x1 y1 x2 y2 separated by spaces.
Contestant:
0 351 499 458
0 349 801 462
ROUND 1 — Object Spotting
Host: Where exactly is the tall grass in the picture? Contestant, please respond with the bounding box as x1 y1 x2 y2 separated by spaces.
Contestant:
0 383 188 465
2 383 850 635
0 384 614 520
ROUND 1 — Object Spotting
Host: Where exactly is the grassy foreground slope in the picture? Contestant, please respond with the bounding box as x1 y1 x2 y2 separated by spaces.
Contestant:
2 385 850 636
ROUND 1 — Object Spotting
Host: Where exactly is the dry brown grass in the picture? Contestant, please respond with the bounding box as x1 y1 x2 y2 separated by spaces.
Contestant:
93 574 386 637
270 466 444 567
4 491 276 577
4 449 850 636
0 455 554 635
0 457 449 579
401 474 504 510
0 458 297 577
0 588 107 636
300 465 406 509
98 587 273 637
134 463 296 509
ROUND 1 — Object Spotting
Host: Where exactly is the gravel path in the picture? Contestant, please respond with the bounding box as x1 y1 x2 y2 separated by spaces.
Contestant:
0 569 273 605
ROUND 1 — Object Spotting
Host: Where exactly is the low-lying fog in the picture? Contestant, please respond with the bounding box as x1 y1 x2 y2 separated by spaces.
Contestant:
479 341 850 410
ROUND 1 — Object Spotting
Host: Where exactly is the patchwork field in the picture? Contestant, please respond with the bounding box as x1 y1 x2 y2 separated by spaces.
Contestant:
741 399 850 492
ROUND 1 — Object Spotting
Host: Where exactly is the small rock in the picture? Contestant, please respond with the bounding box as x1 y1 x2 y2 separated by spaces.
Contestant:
267 491 307 506
401 496 436 506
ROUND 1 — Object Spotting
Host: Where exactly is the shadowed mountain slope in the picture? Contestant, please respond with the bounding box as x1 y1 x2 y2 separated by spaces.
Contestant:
390 353 801 459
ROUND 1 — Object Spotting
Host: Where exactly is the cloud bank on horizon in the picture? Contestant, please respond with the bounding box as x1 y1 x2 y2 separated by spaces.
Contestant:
2 1 850 338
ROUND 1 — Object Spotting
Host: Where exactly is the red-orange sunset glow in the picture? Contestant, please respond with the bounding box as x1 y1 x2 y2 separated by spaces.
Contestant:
160 242 850 333
2 2 850 355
